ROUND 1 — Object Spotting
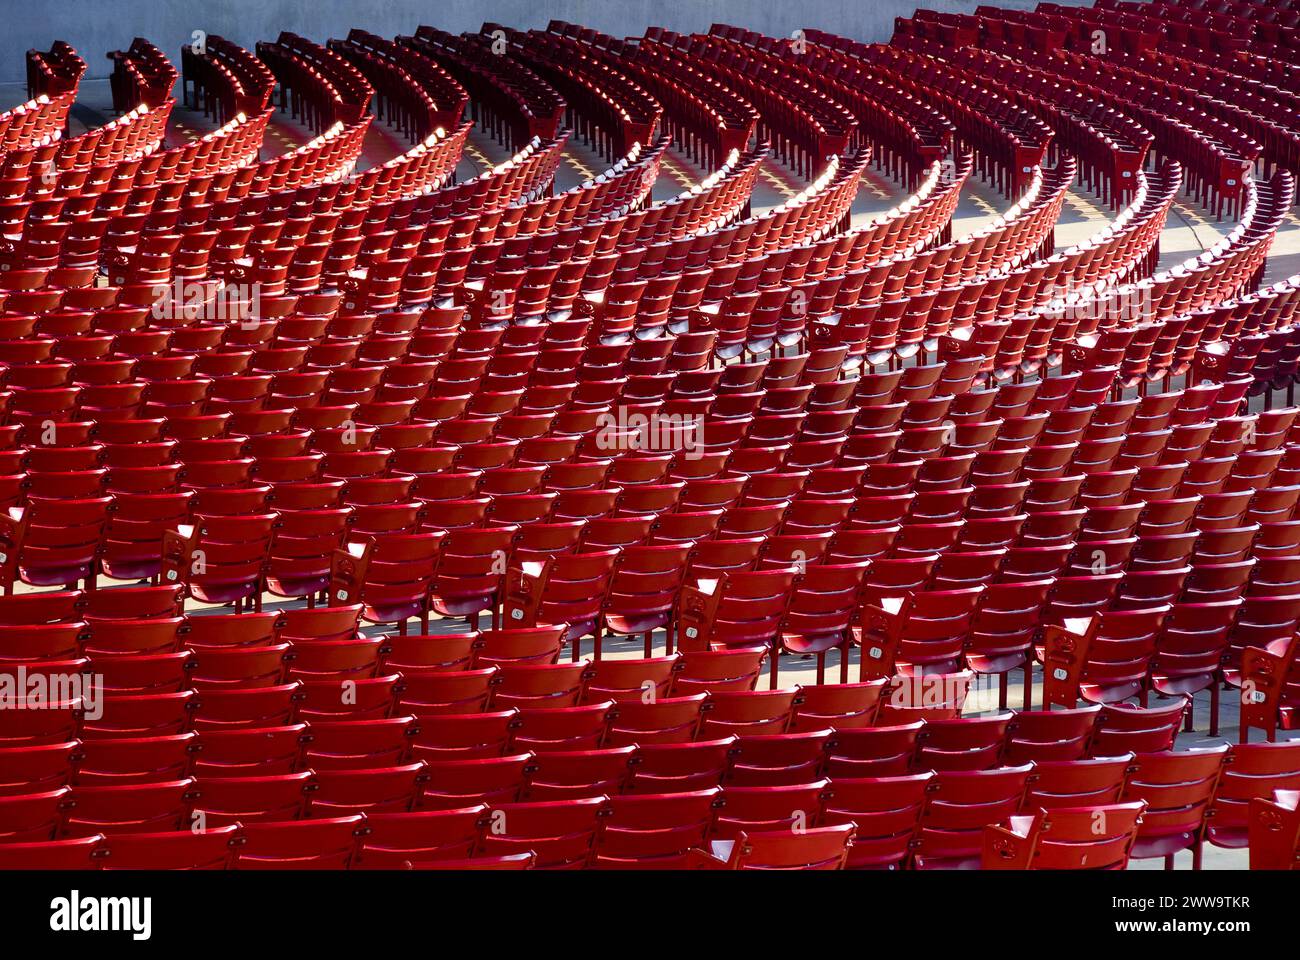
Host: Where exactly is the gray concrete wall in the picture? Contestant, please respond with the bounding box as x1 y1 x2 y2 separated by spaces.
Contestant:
3 0 1097 85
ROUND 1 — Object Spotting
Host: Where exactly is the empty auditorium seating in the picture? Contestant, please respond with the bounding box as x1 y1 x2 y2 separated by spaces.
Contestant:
3 0 1300 874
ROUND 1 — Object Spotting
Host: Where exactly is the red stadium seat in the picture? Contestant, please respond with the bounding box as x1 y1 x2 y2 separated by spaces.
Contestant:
2 8 1299 874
